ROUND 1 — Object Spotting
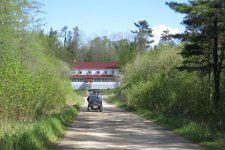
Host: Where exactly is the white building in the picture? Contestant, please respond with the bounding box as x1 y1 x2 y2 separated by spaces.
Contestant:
68 62 120 90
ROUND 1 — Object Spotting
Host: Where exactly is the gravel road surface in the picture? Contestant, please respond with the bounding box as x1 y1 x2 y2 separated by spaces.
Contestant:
56 98 204 150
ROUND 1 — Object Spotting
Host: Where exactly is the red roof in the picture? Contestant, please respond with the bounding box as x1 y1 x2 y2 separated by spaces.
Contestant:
67 62 119 69
72 75 115 79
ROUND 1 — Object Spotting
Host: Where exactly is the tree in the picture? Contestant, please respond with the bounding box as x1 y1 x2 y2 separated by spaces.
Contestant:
60 26 68 47
0 0 71 120
72 26 80 48
131 20 154 52
70 26 80 60
84 36 118 62
114 39 135 66
47 27 62 57
67 30 72 45
0 0 15 58
49 27 58 38
159 29 174 45
167 0 225 124
0 0 42 64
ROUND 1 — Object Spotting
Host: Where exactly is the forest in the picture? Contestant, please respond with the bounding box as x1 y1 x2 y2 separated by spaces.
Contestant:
0 0 225 149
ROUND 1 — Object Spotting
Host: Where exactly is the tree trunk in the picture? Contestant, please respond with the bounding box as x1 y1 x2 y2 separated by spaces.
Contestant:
212 19 221 115
213 71 220 110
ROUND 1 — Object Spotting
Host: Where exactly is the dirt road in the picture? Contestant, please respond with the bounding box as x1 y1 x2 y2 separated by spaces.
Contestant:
56 98 204 150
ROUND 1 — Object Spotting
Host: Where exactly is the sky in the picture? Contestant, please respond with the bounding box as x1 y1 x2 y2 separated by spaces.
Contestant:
38 0 189 44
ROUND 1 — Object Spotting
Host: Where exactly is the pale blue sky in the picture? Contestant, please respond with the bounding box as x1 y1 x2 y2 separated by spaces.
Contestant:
38 0 188 43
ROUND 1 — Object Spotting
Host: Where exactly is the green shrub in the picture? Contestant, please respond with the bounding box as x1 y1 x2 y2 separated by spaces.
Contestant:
121 44 214 125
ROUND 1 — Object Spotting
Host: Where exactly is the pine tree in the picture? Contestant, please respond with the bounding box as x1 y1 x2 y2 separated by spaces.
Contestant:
131 20 154 52
167 0 225 124
60 26 68 47
159 29 174 45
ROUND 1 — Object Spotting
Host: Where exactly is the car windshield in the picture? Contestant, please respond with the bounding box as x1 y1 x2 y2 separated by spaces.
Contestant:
89 95 101 101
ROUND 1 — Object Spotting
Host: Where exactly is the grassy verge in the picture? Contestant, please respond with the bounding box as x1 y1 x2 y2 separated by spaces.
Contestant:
0 103 82 150
105 95 225 150
102 89 116 95
75 90 87 97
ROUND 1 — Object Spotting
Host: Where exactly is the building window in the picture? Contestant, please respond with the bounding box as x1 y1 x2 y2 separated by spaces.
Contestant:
80 78 85 82
111 70 115 74
79 71 82 74
72 78 85 82
104 71 107 74
96 71 100 74
88 70 92 74
93 78 102 82
102 78 111 82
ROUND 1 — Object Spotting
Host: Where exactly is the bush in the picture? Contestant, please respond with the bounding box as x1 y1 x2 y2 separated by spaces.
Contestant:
0 31 79 122
121 45 213 123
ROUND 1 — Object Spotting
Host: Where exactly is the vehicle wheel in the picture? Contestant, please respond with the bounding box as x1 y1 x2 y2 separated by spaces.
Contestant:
99 106 103 112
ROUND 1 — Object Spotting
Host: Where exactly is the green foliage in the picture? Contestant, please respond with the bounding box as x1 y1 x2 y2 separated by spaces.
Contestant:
120 44 215 127
114 39 136 66
0 31 79 121
117 43 225 148
0 106 80 150
102 89 116 95
83 36 118 62
167 0 225 123
51 26 121 62
159 29 175 45
131 20 154 52
0 0 81 148
0 0 80 127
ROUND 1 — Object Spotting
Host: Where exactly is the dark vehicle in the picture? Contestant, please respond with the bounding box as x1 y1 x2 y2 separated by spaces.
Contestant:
87 89 103 112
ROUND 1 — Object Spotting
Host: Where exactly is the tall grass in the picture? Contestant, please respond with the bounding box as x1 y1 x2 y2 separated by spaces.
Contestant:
0 104 81 150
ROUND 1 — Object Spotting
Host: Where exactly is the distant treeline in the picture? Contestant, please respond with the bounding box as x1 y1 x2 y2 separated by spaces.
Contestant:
46 20 175 66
